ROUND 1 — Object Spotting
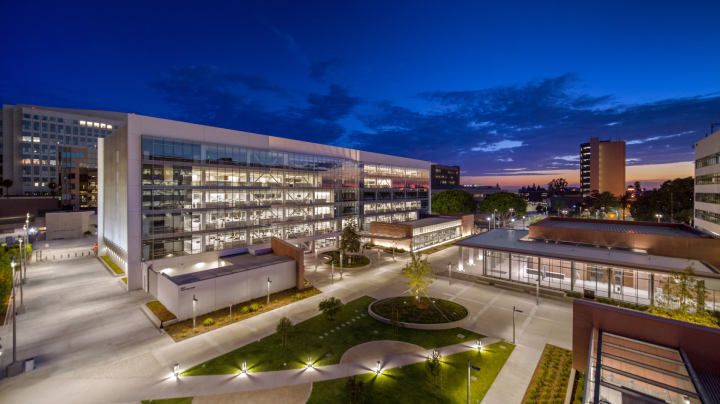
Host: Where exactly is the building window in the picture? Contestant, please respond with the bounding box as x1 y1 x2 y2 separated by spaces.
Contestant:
696 193 720 205
696 151 720 169
696 209 720 225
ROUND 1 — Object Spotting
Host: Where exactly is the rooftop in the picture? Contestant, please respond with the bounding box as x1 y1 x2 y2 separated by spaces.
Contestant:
165 253 294 286
456 229 719 278
397 216 461 228
534 219 704 238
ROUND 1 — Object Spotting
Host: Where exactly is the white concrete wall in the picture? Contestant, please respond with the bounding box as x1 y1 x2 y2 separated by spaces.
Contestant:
45 211 93 239
694 131 720 236
158 260 295 321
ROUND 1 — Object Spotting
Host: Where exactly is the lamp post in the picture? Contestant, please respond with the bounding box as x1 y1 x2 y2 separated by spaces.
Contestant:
468 361 481 404
307 355 313 368
523 216 526 229
340 252 343 279
493 209 497 229
513 306 523 344
375 360 381 375
392 240 395 261
314 249 318 271
656 214 662 223
267 278 271 305
18 238 23 307
511 218 515 229
448 262 452 285
331 261 334 284
10 259 18 364
192 295 198 330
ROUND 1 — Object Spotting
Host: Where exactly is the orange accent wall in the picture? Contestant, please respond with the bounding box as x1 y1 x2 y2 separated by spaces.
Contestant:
270 237 305 290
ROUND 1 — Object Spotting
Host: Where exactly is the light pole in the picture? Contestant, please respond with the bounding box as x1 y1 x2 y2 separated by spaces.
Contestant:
18 238 23 307
340 251 343 279
493 209 497 229
314 249 318 271
468 361 481 404
331 261 334 284
656 214 662 223
448 262 452 285
523 216 526 229
392 240 395 261
192 295 198 330
267 278 272 305
513 306 523 344
511 218 515 229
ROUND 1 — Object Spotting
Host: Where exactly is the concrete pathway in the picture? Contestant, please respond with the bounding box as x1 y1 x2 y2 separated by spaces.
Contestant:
0 242 573 404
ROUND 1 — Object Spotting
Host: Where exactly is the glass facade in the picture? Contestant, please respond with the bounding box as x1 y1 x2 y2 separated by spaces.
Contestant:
141 136 429 260
463 249 719 312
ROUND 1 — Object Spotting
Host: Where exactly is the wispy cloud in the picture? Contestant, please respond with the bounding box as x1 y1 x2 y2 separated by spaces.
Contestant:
554 155 579 161
471 140 525 152
626 131 695 145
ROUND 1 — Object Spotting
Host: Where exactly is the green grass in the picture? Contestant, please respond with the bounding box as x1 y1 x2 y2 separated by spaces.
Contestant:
182 296 484 376
372 297 468 324
146 301 177 322
141 398 193 404
307 341 515 403
121 277 127 284
101 256 124 274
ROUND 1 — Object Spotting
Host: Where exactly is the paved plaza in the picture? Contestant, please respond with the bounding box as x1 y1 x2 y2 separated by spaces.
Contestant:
0 242 573 404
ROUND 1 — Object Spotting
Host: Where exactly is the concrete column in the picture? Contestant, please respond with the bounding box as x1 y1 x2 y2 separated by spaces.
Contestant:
571 262 577 290
201 234 206 252
457 246 463 271
508 253 512 280
247 229 252 246
468 248 474 266
482 249 487 276
649 274 654 305
607 268 612 298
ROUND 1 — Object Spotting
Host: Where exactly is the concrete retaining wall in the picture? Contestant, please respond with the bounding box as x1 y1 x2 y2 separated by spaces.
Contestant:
368 298 471 330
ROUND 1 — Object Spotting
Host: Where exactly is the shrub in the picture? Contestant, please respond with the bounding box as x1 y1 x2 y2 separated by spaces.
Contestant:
250 303 259 312
241 306 250 314
203 318 214 327
294 293 302 300
193 328 199 333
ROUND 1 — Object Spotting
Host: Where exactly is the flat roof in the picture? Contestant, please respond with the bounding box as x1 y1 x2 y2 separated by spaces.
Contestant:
397 217 461 228
165 253 294 286
535 220 703 238
456 229 719 277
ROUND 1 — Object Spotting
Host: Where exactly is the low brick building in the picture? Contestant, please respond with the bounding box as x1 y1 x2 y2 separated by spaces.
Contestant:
367 214 474 251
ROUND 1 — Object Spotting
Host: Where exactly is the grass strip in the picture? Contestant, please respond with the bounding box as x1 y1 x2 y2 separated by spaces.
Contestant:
146 301 176 322
307 341 514 403
101 256 124 274
182 295 484 375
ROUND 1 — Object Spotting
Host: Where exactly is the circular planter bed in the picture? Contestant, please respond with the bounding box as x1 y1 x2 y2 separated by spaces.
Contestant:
369 297 471 330
321 253 370 268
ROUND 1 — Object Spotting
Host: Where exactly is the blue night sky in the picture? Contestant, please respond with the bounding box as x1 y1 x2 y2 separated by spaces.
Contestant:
2 0 719 187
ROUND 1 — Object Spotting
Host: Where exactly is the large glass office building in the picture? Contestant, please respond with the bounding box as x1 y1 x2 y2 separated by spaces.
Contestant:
99 114 432 291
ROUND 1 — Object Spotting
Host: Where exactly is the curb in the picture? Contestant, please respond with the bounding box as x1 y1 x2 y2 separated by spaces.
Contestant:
368 298 471 330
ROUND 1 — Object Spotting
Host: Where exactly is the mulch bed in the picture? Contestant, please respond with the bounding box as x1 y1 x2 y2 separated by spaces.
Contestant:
521 344 573 404
371 296 468 324
164 286 322 342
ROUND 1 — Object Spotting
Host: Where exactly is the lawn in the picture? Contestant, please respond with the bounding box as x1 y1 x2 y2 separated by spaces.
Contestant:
307 341 515 403
141 398 193 404
181 296 484 376
101 256 124 274
166 286 322 342
372 297 468 324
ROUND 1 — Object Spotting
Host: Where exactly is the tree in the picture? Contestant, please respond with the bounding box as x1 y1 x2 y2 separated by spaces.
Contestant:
649 267 718 328
594 192 617 218
617 193 631 221
400 252 436 301
552 199 566 213
425 350 443 389
629 177 693 223
431 189 477 214
276 316 293 347
633 181 642 194
2 179 13 198
478 192 528 228
318 296 344 321
345 375 366 404
47 182 57 197
339 216 362 264
547 178 568 197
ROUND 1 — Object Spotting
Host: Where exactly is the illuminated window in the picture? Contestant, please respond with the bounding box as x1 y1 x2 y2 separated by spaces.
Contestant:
22 158 31 164
50 160 56 166
33 159 40 164
100 123 106 128
94 122 100 128
34 182 39 187
80 121 87 126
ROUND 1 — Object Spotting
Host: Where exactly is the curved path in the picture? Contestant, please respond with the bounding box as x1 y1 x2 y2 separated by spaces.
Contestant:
340 340 425 364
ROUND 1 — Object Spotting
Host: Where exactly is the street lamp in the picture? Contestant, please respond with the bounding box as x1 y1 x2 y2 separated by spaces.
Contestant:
192 295 198 330
267 278 272 305
513 306 523 344
511 218 515 229
656 214 662 223
6 258 22 377
392 240 395 261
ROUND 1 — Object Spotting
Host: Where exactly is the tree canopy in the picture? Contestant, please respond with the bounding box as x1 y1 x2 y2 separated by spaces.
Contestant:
339 216 361 256
400 252 436 298
547 178 568 197
478 192 528 227
431 189 477 214
629 177 693 223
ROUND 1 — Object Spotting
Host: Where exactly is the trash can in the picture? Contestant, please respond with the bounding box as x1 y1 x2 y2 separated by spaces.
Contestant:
25 357 34 372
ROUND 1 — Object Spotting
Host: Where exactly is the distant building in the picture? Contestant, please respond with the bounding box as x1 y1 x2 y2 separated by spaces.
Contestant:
430 164 459 190
693 128 720 236
580 137 626 197
1 104 126 197
518 184 548 203
59 147 98 211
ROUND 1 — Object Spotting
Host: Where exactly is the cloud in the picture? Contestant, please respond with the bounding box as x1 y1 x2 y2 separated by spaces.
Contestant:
497 158 514 162
554 155 580 161
471 140 525 152
310 58 343 81
257 16 309 65
625 131 694 145
152 65 360 144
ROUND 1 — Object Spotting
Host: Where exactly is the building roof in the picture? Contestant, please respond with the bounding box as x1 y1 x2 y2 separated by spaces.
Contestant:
535 220 703 238
397 216 461 228
164 253 294 286
455 229 719 278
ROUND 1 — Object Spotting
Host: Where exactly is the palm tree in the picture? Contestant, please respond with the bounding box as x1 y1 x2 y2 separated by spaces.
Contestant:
2 179 13 198
47 182 58 197
617 193 631 221
594 192 617 219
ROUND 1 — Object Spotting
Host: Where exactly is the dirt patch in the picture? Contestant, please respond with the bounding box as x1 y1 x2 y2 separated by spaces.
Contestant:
146 301 176 322
164 286 322 342
340 340 425 364
192 383 312 404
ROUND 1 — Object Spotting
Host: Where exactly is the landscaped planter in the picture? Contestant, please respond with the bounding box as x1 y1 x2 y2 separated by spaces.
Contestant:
368 297 471 330
141 303 178 329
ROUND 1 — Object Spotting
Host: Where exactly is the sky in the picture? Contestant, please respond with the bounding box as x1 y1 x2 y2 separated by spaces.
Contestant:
2 0 719 189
